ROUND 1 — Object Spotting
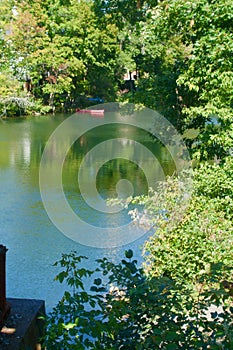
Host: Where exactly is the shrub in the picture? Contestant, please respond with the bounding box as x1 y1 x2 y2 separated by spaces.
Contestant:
44 250 233 349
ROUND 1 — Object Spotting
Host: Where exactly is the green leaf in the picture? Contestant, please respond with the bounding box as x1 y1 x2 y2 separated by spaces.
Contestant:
94 278 102 286
125 249 133 259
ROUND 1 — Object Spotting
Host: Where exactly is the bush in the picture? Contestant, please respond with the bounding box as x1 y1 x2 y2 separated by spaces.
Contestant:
44 250 233 349
44 159 233 349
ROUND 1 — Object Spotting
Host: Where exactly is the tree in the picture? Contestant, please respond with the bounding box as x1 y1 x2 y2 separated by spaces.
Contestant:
112 0 233 160
3 0 119 110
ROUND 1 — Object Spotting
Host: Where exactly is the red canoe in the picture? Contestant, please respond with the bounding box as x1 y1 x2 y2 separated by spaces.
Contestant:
76 109 104 115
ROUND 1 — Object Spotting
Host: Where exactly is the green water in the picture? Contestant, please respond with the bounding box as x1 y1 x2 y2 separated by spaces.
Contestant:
0 112 174 310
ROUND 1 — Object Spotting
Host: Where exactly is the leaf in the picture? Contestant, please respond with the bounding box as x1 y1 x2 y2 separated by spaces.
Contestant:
125 249 133 259
94 278 102 286
64 291 71 301
55 272 66 283
90 286 98 292
182 128 200 140
62 322 76 330
89 300 96 308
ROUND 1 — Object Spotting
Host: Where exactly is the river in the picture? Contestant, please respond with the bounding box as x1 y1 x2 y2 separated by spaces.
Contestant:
0 110 174 311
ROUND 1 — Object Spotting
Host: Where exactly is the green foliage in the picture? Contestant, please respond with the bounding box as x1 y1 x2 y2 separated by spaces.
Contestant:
115 0 233 160
1 0 233 129
44 250 233 349
0 0 119 113
104 158 233 348
125 158 233 291
194 158 233 218
0 71 38 116
144 194 233 285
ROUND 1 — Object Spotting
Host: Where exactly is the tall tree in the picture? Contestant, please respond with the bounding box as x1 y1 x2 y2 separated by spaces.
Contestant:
5 0 119 109
117 0 233 160
0 0 32 115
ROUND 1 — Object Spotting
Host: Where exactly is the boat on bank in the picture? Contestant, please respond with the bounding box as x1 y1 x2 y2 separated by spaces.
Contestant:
76 108 105 115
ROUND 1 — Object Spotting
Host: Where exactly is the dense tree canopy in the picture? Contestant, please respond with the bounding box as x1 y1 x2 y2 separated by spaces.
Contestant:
0 0 120 112
1 0 232 347
121 0 233 160
1 0 232 157
1 0 231 159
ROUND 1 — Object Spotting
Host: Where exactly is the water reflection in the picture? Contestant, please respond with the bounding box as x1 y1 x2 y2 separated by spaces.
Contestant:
0 113 175 310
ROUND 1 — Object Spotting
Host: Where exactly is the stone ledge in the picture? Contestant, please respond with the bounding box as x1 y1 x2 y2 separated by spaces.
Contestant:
0 298 45 350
